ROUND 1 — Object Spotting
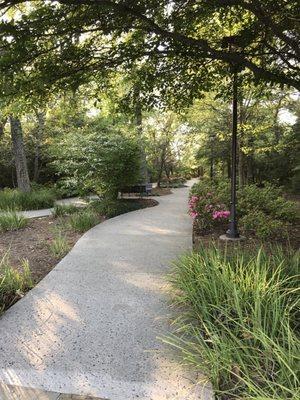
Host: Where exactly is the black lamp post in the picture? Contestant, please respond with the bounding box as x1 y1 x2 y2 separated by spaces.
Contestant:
220 63 245 241
226 66 240 239
219 36 245 241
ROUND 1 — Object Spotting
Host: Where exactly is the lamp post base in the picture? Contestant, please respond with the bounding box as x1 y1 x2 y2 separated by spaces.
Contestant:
219 234 246 242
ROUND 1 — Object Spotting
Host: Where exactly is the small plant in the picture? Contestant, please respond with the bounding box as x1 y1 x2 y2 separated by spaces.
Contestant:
0 212 28 231
0 255 33 313
48 231 70 257
69 209 99 232
0 188 56 211
52 204 79 217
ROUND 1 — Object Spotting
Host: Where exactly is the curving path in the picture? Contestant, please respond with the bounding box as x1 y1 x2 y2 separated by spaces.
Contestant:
0 183 212 400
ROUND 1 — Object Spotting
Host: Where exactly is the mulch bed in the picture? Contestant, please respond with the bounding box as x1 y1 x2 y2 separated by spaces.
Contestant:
0 198 158 284
193 220 300 252
0 216 81 283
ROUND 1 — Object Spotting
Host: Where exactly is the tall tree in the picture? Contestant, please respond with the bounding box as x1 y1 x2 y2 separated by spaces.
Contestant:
9 116 31 192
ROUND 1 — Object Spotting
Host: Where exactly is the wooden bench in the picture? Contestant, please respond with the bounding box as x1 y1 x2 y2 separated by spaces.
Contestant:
120 183 152 197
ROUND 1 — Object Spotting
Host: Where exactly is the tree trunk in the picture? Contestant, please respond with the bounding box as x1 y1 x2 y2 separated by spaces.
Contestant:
134 87 149 184
0 118 6 137
164 163 171 182
10 116 31 192
33 111 45 182
157 146 166 188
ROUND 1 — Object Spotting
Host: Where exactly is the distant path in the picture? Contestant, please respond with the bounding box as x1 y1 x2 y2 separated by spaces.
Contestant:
0 181 212 399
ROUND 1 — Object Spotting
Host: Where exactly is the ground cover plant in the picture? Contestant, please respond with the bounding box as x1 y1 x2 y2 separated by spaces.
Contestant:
167 245 300 400
0 212 28 232
0 188 56 211
0 255 33 314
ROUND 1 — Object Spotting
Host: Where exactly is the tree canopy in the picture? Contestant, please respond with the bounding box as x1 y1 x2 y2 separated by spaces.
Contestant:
0 0 299 105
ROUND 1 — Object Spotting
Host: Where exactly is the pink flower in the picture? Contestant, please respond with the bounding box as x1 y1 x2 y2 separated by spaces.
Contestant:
190 211 199 219
212 210 230 220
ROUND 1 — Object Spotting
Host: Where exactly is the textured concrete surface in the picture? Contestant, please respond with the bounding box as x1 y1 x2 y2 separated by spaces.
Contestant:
0 183 212 399
0 382 105 399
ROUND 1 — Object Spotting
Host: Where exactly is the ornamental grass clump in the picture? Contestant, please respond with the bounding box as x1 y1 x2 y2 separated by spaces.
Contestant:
0 188 56 211
0 255 33 314
166 246 300 399
69 209 99 232
0 212 28 231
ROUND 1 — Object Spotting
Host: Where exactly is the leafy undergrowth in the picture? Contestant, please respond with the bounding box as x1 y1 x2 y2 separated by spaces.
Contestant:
166 245 300 400
0 255 33 314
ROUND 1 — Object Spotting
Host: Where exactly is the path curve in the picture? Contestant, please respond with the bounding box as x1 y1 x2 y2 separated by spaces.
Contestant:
0 183 212 399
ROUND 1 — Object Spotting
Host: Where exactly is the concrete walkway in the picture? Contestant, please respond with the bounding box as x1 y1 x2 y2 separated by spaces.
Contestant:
0 184 212 399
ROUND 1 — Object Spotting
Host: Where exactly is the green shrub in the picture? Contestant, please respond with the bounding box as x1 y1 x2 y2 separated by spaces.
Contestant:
48 231 70 257
0 256 33 313
0 212 28 231
52 204 80 217
0 188 56 211
52 130 141 200
167 246 300 399
89 199 143 218
69 209 99 232
240 211 289 240
238 184 297 222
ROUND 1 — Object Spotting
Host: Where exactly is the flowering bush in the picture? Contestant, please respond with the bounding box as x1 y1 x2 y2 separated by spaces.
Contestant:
190 178 298 239
188 190 230 229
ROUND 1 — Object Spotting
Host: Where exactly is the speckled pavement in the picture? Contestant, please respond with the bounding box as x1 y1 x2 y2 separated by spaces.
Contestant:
0 382 106 399
0 183 213 400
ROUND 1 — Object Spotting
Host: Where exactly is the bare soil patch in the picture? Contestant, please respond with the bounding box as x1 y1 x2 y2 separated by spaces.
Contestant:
193 220 300 251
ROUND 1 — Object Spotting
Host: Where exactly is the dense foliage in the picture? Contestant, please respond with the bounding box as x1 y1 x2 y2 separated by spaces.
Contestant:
0 0 299 102
51 127 141 199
